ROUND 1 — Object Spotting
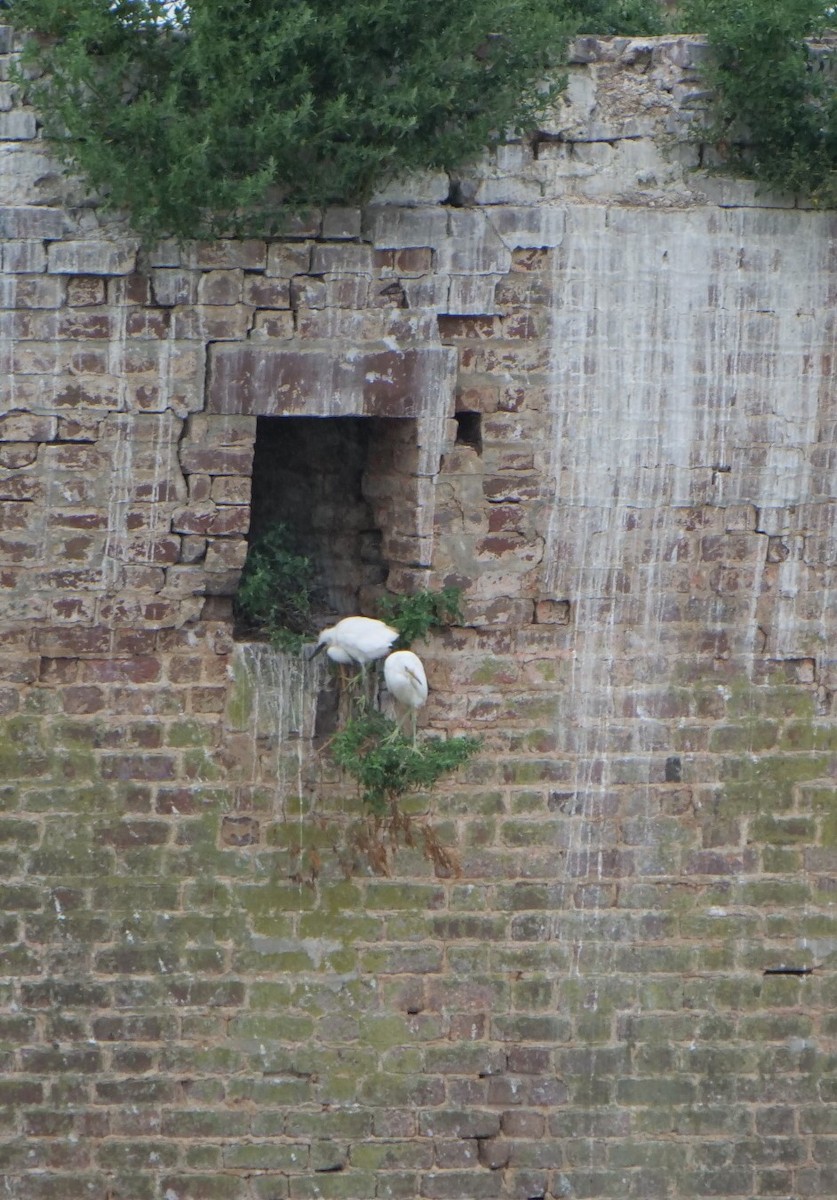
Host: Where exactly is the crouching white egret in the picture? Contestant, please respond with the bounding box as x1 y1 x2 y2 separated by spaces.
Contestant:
312 616 399 666
311 616 399 702
384 649 428 746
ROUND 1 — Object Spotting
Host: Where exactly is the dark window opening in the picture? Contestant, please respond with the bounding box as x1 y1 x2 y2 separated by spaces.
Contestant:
247 415 388 620
455 410 482 454
242 414 420 642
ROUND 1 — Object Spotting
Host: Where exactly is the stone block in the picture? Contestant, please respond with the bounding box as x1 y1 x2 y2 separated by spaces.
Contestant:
322 206 362 238
47 240 140 275
207 343 456 418
2 240 46 272
374 247 434 275
441 212 512 274
243 276 291 308
311 243 374 274
66 276 106 306
0 111 37 139
476 177 543 205
266 242 312 276
365 205 449 249
197 269 244 305
0 206 67 239
171 305 252 340
179 445 254 475
185 413 256 446
204 538 248 569
371 169 450 205
403 275 450 308
187 239 267 270
322 275 369 307
0 412 56 441
3 275 65 307
151 269 197 306
251 310 294 338
486 205 566 249
447 274 504 315
290 276 328 308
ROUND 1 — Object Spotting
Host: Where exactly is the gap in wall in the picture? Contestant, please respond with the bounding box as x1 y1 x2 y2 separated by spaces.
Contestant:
246 415 389 622
454 410 482 455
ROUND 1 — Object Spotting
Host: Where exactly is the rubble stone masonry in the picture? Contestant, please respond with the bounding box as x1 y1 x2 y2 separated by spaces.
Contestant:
2 23 837 1200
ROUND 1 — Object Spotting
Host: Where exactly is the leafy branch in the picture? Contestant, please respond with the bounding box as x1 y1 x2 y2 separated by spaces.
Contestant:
377 587 464 648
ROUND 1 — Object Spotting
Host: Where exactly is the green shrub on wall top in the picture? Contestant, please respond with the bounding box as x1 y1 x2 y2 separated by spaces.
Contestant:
683 0 837 204
9 0 579 241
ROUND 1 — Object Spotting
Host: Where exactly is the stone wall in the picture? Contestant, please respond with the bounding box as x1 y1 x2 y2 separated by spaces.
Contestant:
2 23 837 1200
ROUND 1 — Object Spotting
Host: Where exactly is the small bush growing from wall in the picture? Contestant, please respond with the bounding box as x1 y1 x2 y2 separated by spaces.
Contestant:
331 709 480 875
377 587 464 647
683 0 837 204
9 0 675 240
233 522 318 652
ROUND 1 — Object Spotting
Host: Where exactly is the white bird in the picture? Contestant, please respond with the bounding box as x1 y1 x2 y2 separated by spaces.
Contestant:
313 616 399 667
384 650 428 746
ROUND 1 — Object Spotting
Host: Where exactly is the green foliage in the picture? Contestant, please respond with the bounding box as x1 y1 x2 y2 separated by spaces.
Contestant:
233 522 317 653
377 587 464 647
330 709 480 874
332 710 480 814
566 0 667 35
683 0 837 204
10 0 578 240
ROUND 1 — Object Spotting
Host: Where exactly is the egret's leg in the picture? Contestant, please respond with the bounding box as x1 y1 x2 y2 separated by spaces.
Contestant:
411 709 418 750
382 709 407 743
342 664 368 716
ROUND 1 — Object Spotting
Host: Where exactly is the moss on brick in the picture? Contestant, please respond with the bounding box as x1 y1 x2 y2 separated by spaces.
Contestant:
167 719 215 748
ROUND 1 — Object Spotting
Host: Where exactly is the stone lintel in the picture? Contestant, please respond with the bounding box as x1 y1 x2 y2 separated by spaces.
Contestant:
207 343 457 420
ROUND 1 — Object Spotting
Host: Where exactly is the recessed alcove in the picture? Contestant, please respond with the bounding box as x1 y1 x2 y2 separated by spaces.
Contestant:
243 414 421 626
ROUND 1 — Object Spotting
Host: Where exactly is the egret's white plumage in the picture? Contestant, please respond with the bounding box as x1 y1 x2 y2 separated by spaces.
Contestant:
384 650 428 745
314 616 399 667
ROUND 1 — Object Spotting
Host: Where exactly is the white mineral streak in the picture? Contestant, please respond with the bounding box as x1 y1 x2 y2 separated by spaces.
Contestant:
233 642 327 814
544 205 837 971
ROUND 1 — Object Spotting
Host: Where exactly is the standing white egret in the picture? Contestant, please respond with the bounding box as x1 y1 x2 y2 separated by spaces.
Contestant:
384 649 428 746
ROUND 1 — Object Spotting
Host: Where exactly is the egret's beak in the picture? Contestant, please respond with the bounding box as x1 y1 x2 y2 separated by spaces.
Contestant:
308 640 327 660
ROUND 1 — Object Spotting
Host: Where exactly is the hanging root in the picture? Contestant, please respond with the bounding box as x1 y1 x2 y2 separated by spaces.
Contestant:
348 800 460 877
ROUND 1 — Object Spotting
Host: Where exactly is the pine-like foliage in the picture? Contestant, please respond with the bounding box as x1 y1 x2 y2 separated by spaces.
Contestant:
10 0 579 240
332 709 480 815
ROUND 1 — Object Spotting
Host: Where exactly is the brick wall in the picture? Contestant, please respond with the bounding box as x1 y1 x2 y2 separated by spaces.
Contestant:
2 24 837 1200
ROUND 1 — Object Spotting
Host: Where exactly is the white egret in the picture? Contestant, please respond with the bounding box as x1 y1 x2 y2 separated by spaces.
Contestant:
313 616 399 666
312 616 399 700
384 649 428 746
